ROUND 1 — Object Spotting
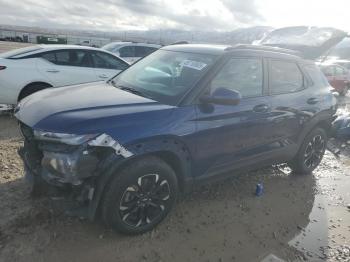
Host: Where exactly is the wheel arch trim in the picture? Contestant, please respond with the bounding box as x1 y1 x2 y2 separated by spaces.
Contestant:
87 136 193 221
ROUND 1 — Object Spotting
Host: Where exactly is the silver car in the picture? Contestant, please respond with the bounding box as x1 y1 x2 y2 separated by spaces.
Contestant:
102 42 161 64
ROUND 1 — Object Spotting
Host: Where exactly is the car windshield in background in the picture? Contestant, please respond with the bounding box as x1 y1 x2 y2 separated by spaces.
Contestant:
0 46 43 58
111 49 217 105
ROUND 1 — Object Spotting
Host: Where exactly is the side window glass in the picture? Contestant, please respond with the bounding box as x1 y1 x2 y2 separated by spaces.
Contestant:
48 50 92 67
92 51 128 70
69 50 92 67
210 58 263 98
270 61 303 94
41 52 56 63
135 46 147 57
304 65 329 87
119 46 135 58
144 47 157 56
55 50 70 65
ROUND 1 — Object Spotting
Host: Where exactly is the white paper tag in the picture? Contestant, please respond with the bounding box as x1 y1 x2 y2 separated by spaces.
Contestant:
181 60 207 70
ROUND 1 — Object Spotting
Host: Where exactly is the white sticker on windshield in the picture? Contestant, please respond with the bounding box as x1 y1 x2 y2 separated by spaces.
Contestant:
181 60 207 70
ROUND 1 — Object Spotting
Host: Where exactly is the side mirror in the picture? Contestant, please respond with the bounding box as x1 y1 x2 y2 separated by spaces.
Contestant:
200 87 241 106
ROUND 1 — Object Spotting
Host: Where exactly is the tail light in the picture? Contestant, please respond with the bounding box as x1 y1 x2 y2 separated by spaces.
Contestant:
0 66 6 70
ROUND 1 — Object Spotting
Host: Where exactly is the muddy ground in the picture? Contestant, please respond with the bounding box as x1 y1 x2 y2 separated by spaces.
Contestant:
0 38 349 261
0 99 350 262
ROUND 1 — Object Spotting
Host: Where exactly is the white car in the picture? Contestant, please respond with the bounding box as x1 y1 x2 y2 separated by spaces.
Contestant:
0 45 129 104
102 42 161 64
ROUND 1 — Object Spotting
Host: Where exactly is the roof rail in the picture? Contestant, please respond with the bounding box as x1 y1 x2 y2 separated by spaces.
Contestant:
226 44 302 57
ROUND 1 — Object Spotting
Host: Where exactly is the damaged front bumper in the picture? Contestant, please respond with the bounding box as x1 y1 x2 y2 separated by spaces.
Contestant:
18 124 133 218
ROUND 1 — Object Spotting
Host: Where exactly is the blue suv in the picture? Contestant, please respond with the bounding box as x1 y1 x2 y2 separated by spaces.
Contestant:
16 44 336 234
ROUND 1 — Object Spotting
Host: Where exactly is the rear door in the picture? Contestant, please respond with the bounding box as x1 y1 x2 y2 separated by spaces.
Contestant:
36 49 96 86
194 56 273 177
90 51 129 80
264 59 309 157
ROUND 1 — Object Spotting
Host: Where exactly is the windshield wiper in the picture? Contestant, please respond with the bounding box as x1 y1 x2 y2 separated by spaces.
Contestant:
109 80 151 99
118 85 151 99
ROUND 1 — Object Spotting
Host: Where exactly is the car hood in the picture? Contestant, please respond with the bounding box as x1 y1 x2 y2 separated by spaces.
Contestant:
259 26 348 60
15 82 174 133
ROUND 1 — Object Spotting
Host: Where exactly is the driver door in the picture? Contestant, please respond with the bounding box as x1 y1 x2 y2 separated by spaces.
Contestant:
193 56 272 178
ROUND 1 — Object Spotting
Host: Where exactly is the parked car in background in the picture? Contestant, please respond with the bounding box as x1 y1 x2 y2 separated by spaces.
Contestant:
0 45 129 104
102 42 161 64
320 64 350 95
16 44 336 235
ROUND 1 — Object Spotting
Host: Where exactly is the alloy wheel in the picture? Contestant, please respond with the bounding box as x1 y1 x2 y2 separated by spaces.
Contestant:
303 135 325 169
119 174 171 227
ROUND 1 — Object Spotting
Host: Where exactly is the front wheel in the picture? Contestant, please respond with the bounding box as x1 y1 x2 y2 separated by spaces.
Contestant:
289 128 327 174
101 156 178 235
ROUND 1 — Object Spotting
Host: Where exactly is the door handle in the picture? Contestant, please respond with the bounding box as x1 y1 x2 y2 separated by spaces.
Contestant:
253 104 270 113
98 74 109 79
307 98 319 105
46 69 60 73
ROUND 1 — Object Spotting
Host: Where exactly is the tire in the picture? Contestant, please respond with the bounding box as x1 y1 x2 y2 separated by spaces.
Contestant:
289 127 327 174
101 156 178 235
18 83 51 102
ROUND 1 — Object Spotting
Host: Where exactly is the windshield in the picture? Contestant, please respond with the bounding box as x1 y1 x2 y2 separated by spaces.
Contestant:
111 49 217 105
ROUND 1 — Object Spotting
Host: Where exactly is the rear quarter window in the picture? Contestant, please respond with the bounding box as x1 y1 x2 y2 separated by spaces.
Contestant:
304 64 329 87
269 60 304 94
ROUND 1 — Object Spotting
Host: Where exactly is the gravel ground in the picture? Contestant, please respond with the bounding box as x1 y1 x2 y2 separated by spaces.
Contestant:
0 110 350 262
0 41 33 53
0 42 350 261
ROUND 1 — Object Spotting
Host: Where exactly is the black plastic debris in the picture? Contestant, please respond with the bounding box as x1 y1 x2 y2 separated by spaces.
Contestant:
332 114 350 138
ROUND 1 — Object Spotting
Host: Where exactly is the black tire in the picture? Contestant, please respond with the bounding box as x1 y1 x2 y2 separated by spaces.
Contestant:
18 83 51 102
290 127 327 174
101 156 178 235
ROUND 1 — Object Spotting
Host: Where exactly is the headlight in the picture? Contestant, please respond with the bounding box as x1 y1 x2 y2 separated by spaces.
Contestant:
34 130 97 145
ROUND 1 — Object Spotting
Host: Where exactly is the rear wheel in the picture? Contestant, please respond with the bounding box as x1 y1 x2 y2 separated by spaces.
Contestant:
102 156 178 235
18 83 51 102
290 128 327 174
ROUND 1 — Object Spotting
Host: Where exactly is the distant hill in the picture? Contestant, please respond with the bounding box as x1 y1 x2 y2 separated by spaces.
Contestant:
0 24 273 45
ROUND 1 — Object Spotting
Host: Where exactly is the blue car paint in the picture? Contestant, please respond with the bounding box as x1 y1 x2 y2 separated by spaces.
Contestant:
16 45 337 220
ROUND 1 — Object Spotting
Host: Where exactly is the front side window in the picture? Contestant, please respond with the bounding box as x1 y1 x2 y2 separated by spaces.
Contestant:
270 60 303 94
55 50 70 65
210 57 263 98
41 50 92 67
111 49 217 105
91 51 128 70
119 46 135 58
41 52 56 63
135 46 157 57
